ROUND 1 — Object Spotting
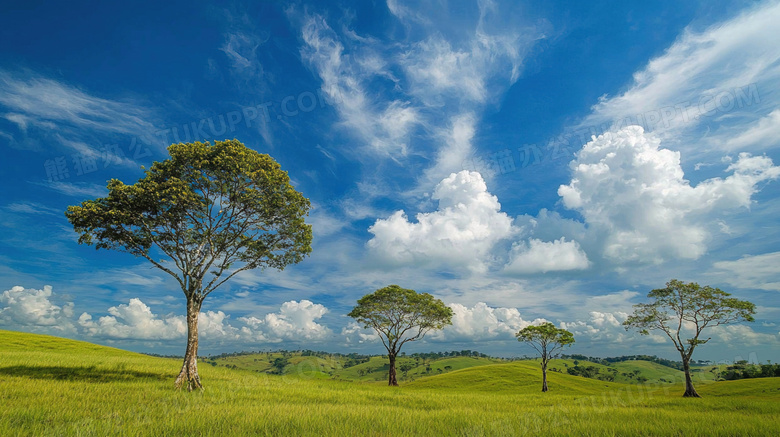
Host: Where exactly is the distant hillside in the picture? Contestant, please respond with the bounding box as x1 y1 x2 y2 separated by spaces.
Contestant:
405 361 622 394
206 350 707 386
205 350 502 382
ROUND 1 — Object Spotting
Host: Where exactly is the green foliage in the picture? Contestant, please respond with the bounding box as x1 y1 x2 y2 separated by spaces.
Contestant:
64 140 312 389
623 279 756 363
271 357 289 374
516 322 575 362
718 362 780 381
517 323 575 391
348 285 453 356
65 139 312 299
623 279 756 397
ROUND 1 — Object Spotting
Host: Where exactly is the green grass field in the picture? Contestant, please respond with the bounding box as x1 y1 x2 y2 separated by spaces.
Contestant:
1 330 778 436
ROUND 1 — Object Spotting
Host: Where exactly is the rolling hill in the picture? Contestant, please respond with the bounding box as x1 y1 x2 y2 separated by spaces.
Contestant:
2 329 779 436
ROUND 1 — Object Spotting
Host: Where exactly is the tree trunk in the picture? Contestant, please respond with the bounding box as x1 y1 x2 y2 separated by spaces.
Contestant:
541 360 548 392
175 297 203 391
682 357 700 397
388 353 398 386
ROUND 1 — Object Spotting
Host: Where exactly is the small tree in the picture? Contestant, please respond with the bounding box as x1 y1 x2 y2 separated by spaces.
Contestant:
271 357 289 375
399 362 414 377
516 322 575 392
347 285 453 386
66 140 312 390
623 279 756 397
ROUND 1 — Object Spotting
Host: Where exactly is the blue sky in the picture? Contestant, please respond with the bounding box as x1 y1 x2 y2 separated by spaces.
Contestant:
1 0 779 362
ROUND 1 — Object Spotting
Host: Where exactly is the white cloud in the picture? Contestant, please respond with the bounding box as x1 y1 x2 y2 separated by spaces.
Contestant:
399 0 533 105
438 302 544 341
341 321 380 344
421 113 477 189
712 252 780 291
560 311 665 345
577 1 780 159
723 109 780 151
5 202 62 216
0 285 75 332
221 32 265 78
402 37 489 104
308 204 347 238
239 300 331 342
76 296 332 344
367 170 515 273
299 14 418 158
709 324 779 347
296 3 541 196
78 298 186 340
198 310 243 341
505 238 590 274
0 69 158 150
35 181 108 198
558 126 780 264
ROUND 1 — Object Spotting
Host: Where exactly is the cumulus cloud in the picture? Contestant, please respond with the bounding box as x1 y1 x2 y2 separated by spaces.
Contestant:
341 321 380 344
0 285 330 345
78 298 186 340
78 298 332 344
560 311 665 345
0 285 75 332
505 238 590 274
709 324 779 347
367 171 515 273
558 126 780 264
438 302 545 341
239 300 331 342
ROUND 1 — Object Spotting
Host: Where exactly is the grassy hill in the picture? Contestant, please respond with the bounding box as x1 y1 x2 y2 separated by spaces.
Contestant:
547 358 692 384
207 351 501 383
209 351 698 386
1 329 779 436
406 361 621 394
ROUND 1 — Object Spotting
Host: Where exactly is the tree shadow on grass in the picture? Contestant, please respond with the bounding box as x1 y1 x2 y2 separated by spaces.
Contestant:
0 365 169 382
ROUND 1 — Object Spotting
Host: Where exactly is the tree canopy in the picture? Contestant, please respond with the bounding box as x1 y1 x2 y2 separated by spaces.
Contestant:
66 139 312 390
516 322 575 392
623 279 755 397
348 285 453 386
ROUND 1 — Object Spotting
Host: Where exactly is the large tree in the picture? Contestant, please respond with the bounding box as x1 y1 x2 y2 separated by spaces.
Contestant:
516 322 575 392
623 279 756 397
66 140 312 390
348 285 453 386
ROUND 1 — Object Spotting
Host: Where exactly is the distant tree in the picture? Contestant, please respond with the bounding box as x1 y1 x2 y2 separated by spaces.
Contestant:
623 279 755 397
271 357 289 374
516 322 575 392
65 140 312 390
348 285 453 386
399 363 414 377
